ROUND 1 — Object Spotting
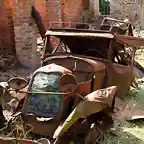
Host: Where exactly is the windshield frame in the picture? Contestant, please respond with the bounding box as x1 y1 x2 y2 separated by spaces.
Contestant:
23 71 64 117
28 71 62 92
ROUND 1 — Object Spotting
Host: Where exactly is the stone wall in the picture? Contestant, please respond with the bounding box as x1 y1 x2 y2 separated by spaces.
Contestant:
110 0 140 26
83 0 100 23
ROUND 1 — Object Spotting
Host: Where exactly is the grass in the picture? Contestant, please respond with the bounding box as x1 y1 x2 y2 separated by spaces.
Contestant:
101 79 144 144
102 121 144 144
1 115 34 140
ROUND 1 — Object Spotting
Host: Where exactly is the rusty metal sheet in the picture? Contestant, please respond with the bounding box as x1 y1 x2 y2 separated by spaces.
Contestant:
34 63 72 74
115 35 144 47
106 64 134 97
45 30 114 38
122 101 144 120
76 80 92 96
114 97 144 121
53 86 117 138
8 77 28 90
0 137 40 144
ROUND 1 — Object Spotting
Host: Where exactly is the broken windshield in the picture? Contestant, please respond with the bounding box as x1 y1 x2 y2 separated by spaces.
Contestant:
25 72 63 117
30 72 61 92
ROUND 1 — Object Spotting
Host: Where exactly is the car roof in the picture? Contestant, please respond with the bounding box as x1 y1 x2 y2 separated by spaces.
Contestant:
33 63 71 74
45 28 144 47
45 29 114 39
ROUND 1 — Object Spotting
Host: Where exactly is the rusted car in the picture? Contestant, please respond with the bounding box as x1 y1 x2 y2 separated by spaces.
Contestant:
1 21 144 143
5 64 117 144
41 23 140 98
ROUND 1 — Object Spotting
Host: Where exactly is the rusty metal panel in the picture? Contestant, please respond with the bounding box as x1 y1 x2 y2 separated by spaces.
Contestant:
33 63 71 74
42 55 106 90
115 35 144 47
0 138 40 144
54 86 117 138
45 30 114 38
106 64 133 97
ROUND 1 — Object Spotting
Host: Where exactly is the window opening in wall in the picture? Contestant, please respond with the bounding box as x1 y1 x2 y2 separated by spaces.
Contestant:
99 0 110 15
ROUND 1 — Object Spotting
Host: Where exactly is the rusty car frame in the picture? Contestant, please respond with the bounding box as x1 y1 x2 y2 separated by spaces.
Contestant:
100 17 133 35
41 22 141 98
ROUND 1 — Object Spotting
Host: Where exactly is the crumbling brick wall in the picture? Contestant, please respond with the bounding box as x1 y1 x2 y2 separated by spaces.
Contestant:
8 0 62 69
0 0 84 69
0 4 15 57
46 0 84 49
10 0 39 68
62 0 83 22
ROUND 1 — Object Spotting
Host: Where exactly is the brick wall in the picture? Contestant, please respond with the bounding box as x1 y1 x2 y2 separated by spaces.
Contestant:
0 3 15 57
35 0 62 29
34 0 47 23
62 0 83 22
0 0 84 69
10 0 39 69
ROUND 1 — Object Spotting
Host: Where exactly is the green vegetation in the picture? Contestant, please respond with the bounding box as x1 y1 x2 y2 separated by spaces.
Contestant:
99 0 110 15
102 121 144 144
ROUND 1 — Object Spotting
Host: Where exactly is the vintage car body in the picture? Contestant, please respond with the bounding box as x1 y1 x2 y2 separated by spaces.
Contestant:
41 26 138 97
44 55 133 97
1 63 117 144
19 58 106 137
5 82 117 144
7 60 102 137
20 64 74 137
2 62 117 143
